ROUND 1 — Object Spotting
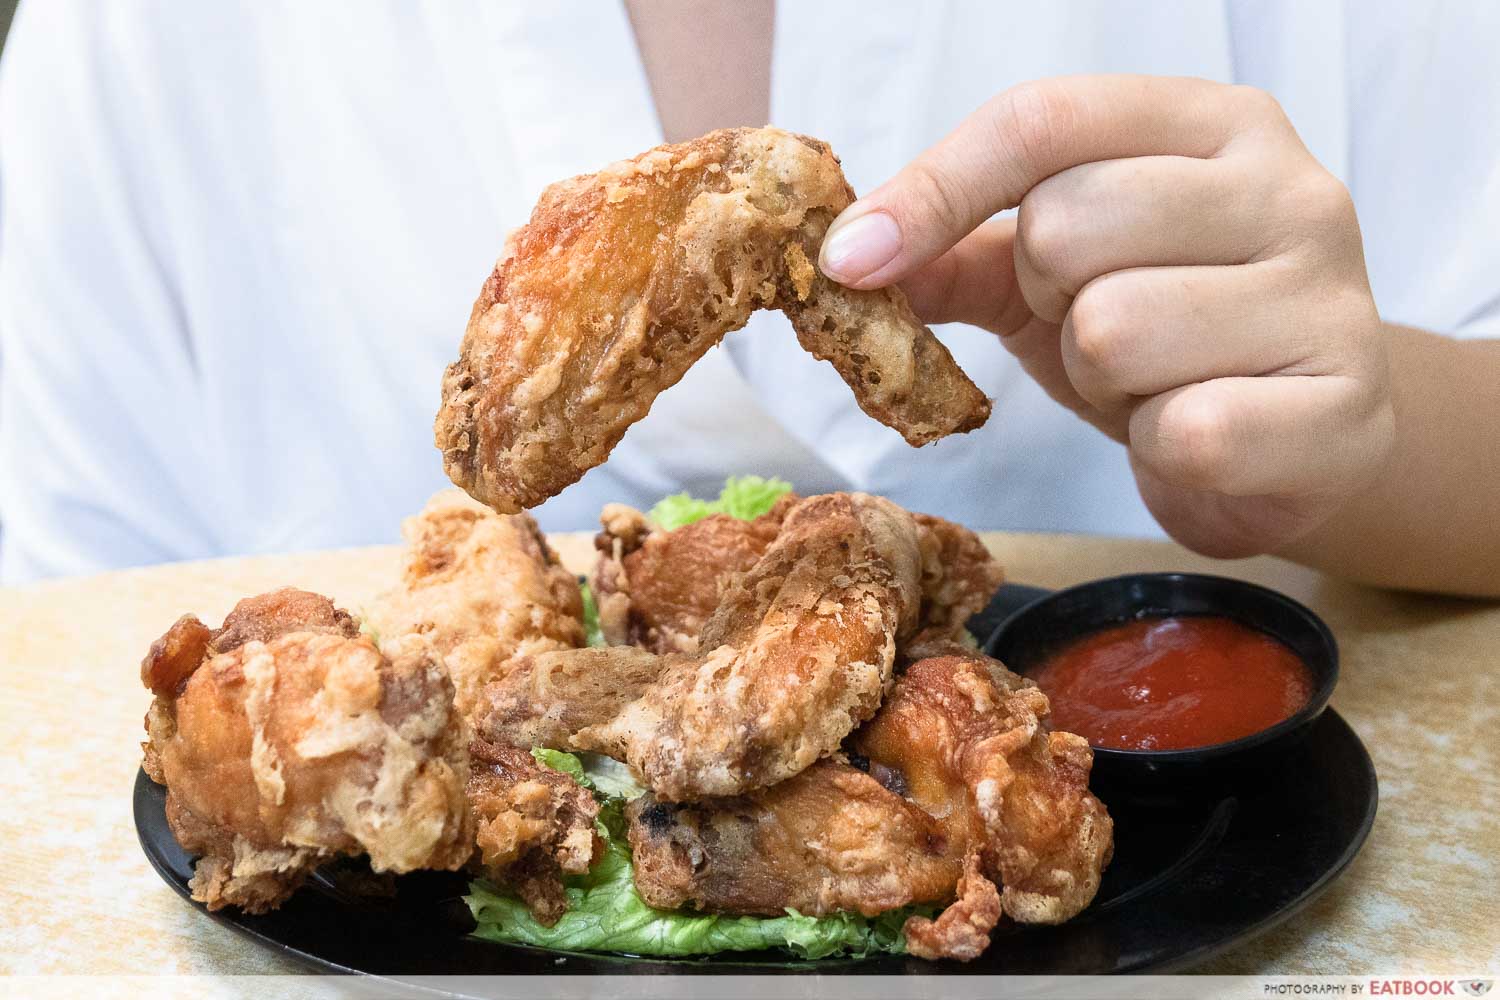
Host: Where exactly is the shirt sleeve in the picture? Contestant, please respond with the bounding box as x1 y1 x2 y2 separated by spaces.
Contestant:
0 2 218 582
1344 2 1500 339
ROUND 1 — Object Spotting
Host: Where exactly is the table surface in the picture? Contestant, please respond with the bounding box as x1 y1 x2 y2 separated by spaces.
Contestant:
2 531 1496 977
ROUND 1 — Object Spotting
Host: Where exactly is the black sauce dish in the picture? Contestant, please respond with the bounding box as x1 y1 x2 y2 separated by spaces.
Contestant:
985 573 1338 798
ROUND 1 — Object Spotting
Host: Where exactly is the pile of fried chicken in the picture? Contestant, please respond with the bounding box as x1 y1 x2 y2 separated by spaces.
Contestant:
140 127 1111 962
141 489 1111 960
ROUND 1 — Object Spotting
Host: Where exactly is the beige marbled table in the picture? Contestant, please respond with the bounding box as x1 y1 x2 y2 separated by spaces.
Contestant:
2 533 1496 977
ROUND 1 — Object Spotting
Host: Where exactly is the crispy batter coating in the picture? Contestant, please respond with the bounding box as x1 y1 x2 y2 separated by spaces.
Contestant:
902 854 1003 962
466 739 602 925
592 495 799 653
573 492 924 800
368 489 584 723
589 497 1001 657
912 513 1006 644
472 645 666 751
625 759 962 917
852 651 1113 954
436 127 990 513
619 648 1110 960
141 588 358 698
140 589 474 913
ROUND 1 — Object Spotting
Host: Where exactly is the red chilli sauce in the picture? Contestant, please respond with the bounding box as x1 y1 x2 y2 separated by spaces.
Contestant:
1030 616 1314 751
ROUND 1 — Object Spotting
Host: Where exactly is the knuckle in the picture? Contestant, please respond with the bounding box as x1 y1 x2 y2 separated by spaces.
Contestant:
1227 84 1288 125
1067 284 1130 376
991 81 1076 178
1328 286 1381 351
1303 170 1358 228
1275 169 1360 255
1155 391 1237 491
1015 190 1078 290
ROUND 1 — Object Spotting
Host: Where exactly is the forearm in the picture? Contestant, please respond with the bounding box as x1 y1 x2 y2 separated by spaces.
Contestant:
1278 326 1500 597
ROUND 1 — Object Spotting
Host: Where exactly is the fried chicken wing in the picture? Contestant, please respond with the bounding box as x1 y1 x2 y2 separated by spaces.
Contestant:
572 492 924 799
852 651 1113 950
141 589 473 913
436 127 990 513
466 739 602 925
626 759 962 917
619 647 1110 960
592 495 799 652
623 753 1003 961
368 489 584 723
590 497 999 656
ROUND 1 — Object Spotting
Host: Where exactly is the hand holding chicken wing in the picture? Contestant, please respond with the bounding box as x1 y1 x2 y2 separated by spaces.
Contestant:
436 127 990 513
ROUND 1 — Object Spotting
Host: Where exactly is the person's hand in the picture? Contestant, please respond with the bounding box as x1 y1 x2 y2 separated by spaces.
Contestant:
819 75 1394 558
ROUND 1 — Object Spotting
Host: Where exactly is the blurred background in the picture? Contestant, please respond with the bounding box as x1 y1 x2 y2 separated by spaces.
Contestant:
0 3 1494 585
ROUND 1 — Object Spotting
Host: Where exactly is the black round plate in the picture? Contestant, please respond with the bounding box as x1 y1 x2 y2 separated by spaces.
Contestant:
134 583 1377 981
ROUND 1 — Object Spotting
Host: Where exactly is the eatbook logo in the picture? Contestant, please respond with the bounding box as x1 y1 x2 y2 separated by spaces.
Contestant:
1461 983 1493 998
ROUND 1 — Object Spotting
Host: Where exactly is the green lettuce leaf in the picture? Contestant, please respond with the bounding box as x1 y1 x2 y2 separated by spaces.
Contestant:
529 747 645 802
530 747 588 786
647 475 793 531
715 474 794 521
575 752 647 801
357 619 381 646
470 749 920 959
646 494 718 531
577 581 606 648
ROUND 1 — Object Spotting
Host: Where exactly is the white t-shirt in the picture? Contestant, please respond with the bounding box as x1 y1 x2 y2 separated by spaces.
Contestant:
1 1 1497 581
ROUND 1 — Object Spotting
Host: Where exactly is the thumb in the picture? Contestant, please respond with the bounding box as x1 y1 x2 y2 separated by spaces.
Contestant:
818 87 1048 291
819 144 1014 291
819 75 1234 290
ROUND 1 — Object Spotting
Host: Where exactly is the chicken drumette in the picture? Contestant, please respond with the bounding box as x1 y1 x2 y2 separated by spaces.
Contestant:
625 647 1112 961
591 495 799 653
140 588 474 913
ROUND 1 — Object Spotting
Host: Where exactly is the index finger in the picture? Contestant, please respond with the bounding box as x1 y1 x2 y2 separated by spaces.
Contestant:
820 75 1281 289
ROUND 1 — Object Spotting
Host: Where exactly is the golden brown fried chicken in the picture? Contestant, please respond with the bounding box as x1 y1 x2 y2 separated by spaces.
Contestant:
912 513 1006 644
368 489 585 723
572 492 923 800
472 645 666 750
626 758 962 917
141 589 474 913
591 497 1000 655
466 739 602 925
620 648 1109 961
903 855 1004 962
852 651 1113 956
435 127 990 513
591 494 799 652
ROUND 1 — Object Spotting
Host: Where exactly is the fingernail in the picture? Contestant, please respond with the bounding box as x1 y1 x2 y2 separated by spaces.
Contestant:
820 210 902 284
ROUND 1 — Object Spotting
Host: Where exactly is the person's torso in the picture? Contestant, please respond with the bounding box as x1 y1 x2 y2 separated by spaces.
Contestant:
122 1 1357 544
